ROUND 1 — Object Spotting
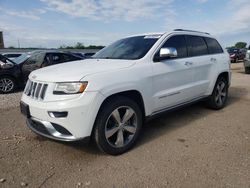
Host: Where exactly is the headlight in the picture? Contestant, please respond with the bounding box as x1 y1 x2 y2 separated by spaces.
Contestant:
0 61 14 69
53 82 88 94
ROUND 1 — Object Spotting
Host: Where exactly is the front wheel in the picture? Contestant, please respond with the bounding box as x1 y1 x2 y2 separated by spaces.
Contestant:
0 76 16 94
206 77 228 110
93 96 142 155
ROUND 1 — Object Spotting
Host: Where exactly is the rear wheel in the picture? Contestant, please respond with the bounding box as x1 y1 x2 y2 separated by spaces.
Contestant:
245 67 250 74
94 96 142 155
0 76 16 94
206 77 228 110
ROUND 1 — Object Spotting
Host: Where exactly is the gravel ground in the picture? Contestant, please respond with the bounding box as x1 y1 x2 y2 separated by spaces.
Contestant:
0 91 22 109
0 63 249 188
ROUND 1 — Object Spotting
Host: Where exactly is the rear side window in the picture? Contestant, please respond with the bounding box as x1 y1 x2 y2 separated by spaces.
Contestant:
186 35 208 57
63 54 80 61
50 53 63 64
204 37 223 54
162 35 187 58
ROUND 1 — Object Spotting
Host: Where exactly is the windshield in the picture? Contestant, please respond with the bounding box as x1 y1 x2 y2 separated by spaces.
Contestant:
227 48 238 54
0 55 14 64
13 53 30 64
93 35 161 60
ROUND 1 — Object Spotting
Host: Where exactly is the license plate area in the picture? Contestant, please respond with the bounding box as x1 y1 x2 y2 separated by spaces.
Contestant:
20 102 31 118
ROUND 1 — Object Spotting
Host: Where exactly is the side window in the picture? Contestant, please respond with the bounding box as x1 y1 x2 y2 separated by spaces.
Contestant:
63 54 77 62
25 53 45 65
204 37 223 54
50 53 63 64
41 54 50 67
162 35 187 58
186 35 208 57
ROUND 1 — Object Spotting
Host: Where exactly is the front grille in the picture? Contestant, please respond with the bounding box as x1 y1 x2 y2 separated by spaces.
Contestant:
24 80 48 100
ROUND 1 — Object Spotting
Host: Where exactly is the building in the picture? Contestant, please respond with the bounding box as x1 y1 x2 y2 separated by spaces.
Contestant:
0 31 4 49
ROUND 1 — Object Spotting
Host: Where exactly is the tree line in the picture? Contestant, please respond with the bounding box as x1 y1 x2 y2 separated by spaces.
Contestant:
6 42 105 49
227 42 249 49
59 42 104 49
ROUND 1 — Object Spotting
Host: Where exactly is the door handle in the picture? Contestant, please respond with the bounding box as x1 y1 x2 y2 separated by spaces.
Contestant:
185 62 193 66
210 58 217 62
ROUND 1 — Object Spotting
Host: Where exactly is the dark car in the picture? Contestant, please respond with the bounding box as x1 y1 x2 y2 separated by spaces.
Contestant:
84 52 95 58
71 52 85 58
0 54 23 93
227 48 246 63
0 51 84 93
71 52 96 58
2 52 23 60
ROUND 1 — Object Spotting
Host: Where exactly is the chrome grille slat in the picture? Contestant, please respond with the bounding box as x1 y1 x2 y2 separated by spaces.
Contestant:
38 84 43 99
24 80 48 100
40 84 48 100
32 83 37 98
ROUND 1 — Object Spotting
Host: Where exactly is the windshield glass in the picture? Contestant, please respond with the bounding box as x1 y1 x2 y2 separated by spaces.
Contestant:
13 53 30 64
0 55 13 64
93 35 161 60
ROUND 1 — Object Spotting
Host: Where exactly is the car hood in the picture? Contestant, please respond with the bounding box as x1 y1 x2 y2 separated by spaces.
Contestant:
29 59 136 82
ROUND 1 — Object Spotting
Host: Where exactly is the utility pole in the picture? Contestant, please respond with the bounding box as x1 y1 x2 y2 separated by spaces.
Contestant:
18 39 20 48
0 31 4 49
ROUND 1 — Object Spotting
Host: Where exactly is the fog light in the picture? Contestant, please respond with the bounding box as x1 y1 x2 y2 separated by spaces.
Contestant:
48 111 68 118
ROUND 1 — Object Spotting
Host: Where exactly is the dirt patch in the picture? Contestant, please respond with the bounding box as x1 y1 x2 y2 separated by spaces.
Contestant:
0 63 249 188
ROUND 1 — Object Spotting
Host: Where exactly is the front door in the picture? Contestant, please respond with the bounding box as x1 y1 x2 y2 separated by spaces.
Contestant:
151 35 195 112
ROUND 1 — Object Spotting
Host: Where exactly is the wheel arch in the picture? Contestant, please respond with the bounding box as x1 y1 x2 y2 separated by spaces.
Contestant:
217 71 230 86
99 90 146 120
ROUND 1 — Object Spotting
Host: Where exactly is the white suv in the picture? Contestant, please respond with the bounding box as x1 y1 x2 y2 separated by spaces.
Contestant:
20 29 231 155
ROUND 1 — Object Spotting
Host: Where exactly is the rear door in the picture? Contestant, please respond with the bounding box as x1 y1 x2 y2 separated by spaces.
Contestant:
152 35 195 112
185 35 212 97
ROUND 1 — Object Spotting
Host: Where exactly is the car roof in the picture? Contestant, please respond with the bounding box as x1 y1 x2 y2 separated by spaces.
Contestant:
2 52 23 55
126 29 212 39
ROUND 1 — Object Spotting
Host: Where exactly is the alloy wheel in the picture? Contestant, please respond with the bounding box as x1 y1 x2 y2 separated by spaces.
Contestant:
0 78 14 93
105 106 138 148
215 81 227 107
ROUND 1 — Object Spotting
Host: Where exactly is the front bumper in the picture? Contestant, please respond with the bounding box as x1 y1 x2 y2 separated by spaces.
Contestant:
27 118 86 142
21 91 105 141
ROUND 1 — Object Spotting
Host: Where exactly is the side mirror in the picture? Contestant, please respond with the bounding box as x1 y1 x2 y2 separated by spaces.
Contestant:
160 47 178 58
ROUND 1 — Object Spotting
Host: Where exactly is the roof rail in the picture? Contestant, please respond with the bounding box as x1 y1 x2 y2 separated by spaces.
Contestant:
174 29 210 35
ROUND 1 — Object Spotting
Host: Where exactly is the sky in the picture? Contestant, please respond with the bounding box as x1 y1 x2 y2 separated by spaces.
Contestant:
0 0 249 48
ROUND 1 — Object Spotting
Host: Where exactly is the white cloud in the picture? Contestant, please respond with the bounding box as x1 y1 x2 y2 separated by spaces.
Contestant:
41 0 174 21
0 18 125 48
0 7 46 20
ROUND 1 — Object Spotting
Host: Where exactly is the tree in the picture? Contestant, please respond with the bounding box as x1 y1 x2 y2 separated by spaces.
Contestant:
235 42 247 49
75 42 85 49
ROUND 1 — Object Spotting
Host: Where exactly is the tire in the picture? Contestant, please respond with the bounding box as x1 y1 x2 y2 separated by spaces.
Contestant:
206 76 228 110
0 76 16 94
245 67 250 74
94 96 142 155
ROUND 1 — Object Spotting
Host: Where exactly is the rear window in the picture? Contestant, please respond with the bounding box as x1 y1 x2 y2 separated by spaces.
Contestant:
5 54 21 58
204 37 223 54
186 35 208 57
